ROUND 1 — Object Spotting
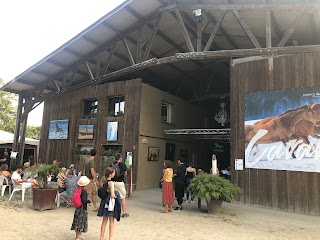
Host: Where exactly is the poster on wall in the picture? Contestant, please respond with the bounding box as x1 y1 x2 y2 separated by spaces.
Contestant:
107 122 118 141
148 147 160 161
78 125 94 140
49 120 69 140
245 86 320 172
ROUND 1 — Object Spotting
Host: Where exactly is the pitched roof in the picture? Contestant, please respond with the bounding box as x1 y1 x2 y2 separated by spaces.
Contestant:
2 0 320 100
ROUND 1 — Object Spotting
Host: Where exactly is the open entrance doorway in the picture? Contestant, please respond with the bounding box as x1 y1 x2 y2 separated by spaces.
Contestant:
165 128 230 178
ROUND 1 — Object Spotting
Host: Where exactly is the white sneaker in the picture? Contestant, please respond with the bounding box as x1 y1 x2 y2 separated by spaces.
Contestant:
191 201 194 204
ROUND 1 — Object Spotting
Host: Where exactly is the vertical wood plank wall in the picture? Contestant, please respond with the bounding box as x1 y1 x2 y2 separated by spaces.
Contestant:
231 52 320 215
39 79 142 184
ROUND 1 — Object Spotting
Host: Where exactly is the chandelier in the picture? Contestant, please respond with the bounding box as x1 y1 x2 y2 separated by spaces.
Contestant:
215 102 230 126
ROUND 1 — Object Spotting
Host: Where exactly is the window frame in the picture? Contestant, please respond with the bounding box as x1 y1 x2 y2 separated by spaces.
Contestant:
108 96 125 117
83 99 98 119
161 101 172 123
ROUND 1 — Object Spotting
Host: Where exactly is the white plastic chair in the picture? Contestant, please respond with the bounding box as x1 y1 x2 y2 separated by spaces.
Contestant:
8 179 31 201
0 176 11 196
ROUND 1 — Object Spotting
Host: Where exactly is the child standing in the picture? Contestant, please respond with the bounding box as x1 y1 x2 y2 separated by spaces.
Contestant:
160 160 174 213
71 176 91 240
97 167 117 240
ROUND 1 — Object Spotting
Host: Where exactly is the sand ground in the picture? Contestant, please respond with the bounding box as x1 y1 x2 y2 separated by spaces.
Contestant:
0 188 319 240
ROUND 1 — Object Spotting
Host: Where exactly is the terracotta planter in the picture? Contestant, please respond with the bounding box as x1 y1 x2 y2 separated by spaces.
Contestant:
33 188 57 211
207 200 223 214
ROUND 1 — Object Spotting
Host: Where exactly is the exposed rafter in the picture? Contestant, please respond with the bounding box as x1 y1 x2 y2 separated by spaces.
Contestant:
160 3 320 12
175 9 195 52
204 11 227 51
233 10 261 48
277 12 306 47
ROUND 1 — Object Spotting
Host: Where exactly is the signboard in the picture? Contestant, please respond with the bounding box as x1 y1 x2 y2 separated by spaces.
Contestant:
245 86 320 172
235 159 243 170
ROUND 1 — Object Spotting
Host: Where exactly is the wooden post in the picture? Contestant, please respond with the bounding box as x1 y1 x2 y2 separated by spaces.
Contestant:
136 28 142 63
127 166 133 198
266 9 274 84
12 94 23 152
18 113 28 166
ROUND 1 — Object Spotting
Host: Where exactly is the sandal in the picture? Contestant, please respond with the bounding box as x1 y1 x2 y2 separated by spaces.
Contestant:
161 210 168 213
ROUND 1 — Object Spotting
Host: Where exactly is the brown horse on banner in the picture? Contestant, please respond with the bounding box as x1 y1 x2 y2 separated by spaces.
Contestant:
252 103 320 145
245 105 319 145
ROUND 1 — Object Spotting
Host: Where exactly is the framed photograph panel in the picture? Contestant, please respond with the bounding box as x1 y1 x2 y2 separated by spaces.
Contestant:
148 146 160 161
107 122 118 141
78 125 94 140
49 119 69 140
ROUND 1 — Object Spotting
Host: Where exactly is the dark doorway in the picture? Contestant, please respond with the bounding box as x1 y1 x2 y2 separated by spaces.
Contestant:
165 143 175 161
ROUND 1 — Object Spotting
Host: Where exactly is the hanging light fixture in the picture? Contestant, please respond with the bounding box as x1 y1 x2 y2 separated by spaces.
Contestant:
215 102 230 126
192 9 203 22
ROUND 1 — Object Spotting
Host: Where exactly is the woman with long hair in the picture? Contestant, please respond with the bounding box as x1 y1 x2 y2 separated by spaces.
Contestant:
160 160 174 213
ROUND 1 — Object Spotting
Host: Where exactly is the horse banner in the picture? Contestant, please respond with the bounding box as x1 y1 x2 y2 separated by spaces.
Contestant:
245 86 320 172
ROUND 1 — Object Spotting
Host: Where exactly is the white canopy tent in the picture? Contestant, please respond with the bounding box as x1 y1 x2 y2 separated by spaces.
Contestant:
0 130 39 147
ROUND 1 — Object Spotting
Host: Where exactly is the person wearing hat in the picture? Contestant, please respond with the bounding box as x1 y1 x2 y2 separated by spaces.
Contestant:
71 176 91 240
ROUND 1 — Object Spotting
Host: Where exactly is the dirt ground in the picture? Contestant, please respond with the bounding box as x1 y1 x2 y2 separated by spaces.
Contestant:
0 188 319 240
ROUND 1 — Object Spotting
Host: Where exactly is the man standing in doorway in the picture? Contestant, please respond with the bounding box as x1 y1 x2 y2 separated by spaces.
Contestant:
84 149 99 211
174 157 186 210
111 153 129 217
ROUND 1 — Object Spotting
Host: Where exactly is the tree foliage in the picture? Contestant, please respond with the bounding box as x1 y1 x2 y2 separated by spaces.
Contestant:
26 125 41 139
0 79 17 133
0 79 42 138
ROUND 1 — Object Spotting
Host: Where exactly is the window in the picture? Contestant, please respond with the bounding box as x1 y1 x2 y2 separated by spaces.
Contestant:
108 96 125 117
161 102 172 123
84 99 98 118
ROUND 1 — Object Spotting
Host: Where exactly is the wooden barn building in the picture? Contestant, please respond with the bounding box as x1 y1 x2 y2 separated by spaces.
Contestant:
2 0 320 215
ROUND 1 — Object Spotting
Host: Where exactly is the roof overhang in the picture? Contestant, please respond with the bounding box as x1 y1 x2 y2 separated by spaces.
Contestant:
2 0 320 106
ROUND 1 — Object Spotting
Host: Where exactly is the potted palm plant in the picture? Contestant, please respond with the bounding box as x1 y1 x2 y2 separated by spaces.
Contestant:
31 162 60 211
188 174 241 214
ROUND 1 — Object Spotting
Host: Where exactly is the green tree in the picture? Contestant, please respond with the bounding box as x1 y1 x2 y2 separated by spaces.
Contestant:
26 125 41 139
0 79 17 133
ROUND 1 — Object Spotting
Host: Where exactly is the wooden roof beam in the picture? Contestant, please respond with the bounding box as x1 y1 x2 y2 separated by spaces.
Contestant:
204 11 227 51
189 93 230 103
277 12 306 47
312 12 320 44
233 10 261 48
27 44 320 104
143 13 162 61
122 38 135 65
20 9 161 96
204 12 238 49
124 5 204 71
174 9 195 52
124 5 186 53
160 3 320 12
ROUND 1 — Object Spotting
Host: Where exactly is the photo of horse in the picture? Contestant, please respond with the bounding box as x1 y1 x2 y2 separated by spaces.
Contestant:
48 120 69 140
245 86 320 172
78 125 94 140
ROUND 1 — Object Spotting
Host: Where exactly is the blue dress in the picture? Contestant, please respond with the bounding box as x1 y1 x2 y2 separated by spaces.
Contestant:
97 181 122 221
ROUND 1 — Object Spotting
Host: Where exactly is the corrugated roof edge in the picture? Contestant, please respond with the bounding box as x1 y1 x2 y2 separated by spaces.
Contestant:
1 0 134 93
